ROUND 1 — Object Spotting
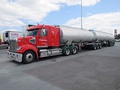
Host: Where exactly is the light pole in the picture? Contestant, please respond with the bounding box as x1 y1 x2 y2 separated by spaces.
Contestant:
80 0 83 29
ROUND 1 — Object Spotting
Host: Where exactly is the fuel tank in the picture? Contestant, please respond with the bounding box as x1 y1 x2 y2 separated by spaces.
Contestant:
59 26 114 44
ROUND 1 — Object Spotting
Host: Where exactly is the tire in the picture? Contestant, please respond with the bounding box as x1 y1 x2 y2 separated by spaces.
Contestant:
63 47 71 56
99 44 102 49
112 43 115 46
108 42 111 46
92 45 97 50
71 46 78 54
96 44 99 49
22 51 36 64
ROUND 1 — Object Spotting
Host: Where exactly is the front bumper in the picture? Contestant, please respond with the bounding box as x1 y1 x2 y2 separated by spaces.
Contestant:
7 51 22 62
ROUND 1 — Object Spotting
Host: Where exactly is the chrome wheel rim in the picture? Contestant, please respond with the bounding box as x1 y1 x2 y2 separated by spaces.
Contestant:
26 53 33 62
73 48 77 54
66 49 70 55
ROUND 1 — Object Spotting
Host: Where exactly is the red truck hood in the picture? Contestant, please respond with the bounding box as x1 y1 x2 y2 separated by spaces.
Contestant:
18 36 34 40
17 36 35 45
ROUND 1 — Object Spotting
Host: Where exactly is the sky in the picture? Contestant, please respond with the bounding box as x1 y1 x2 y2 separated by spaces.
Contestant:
0 0 120 34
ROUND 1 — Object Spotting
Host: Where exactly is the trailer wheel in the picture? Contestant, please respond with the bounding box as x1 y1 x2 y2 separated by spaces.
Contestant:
63 47 71 56
108 41 113 46
22 51 35 64
108 42 111 46
96 44 99 49
99 44 102 49
71 46 78 54
92 45 97 50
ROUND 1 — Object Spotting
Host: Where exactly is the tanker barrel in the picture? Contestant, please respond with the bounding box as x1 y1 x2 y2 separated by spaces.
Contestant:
59 26 114 44
93 30 115 41
59 26 95 44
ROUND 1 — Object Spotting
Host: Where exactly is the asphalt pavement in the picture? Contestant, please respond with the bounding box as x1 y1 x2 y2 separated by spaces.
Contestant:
0 42 120 90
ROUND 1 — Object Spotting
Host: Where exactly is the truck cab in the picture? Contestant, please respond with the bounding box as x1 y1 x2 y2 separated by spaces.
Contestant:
7 25 61 63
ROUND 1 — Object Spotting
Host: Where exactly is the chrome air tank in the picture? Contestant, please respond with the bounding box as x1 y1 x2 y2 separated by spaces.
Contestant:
59 26 95 44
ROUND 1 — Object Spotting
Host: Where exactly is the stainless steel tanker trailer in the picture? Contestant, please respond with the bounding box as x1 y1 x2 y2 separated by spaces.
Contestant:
59 25 115 51
7 24 115 63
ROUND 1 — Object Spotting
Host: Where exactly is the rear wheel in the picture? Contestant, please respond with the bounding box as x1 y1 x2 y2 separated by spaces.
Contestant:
22 51 36 64
99 44 102 49
108 41 115 46
62 47 71 56
71 46 78 54
96 44 99 49
108 41 111 46
92 45 97 50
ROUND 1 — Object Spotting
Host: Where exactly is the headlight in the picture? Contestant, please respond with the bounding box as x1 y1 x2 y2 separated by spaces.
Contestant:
17 46 21 50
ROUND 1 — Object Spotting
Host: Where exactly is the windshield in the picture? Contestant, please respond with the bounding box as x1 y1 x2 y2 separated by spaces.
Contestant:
26 29 38 36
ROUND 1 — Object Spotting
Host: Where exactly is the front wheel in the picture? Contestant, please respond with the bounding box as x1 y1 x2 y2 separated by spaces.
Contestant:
22 51 36 64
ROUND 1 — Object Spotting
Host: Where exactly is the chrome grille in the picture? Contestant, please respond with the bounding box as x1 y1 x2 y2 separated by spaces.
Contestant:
9 40 17 52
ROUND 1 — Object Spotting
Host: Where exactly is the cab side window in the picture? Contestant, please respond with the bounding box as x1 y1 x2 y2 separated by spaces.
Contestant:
40 29 47 36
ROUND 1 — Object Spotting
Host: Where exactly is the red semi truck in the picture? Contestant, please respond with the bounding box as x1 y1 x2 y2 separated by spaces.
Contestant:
7 24 115 64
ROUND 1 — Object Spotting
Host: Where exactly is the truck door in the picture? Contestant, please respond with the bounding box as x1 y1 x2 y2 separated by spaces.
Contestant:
38 28 48 47
49 27 59 47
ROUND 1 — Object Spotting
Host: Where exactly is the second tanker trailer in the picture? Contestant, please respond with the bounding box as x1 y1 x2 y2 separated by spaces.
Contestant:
7 24 115 64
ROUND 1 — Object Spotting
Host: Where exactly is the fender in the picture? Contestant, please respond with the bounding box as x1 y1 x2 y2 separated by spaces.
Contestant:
16 44 38 59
